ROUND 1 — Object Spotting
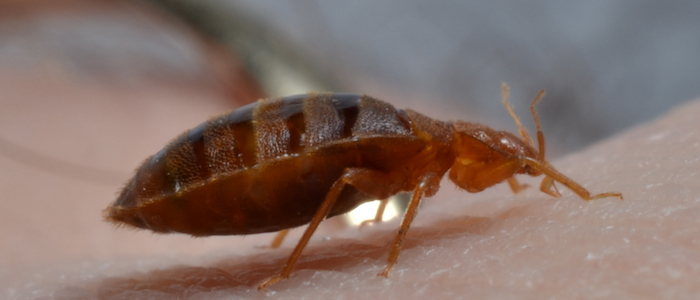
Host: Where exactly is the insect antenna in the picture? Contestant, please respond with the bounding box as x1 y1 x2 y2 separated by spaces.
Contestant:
501 83 535 151
529 89 547 161
502 84 560 195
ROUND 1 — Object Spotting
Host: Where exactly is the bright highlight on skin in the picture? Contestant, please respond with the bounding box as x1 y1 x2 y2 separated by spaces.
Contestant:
347 199 399 225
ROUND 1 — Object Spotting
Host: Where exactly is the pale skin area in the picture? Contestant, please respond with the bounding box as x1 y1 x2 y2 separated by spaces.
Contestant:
2 74 700 299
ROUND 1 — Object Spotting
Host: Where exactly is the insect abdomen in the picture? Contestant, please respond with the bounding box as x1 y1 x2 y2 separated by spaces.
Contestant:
106 93 418 234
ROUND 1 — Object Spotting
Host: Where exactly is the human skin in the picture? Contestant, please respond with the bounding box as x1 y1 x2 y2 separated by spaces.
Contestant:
1 74 699 299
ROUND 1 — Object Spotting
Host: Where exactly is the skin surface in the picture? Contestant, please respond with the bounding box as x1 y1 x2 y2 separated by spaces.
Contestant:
2 72 699 299
4 2 699 299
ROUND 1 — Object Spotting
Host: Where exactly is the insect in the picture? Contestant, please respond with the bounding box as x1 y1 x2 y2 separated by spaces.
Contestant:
104 84 622 290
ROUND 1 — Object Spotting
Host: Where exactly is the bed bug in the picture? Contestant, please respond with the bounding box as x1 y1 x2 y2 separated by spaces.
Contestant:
104 84 622 290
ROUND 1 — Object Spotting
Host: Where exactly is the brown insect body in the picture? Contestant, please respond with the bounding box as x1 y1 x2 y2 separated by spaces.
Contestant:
109 93 453 235
105 87 621 289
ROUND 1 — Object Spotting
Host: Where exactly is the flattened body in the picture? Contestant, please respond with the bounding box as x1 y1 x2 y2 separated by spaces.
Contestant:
106 93 451 236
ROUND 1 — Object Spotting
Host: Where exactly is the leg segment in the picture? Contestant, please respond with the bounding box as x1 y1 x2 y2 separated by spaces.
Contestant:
269 229 289 249
379 172 441 277
257 168 402 290
539 176 561 197
359 198 389 228
507 177 530 194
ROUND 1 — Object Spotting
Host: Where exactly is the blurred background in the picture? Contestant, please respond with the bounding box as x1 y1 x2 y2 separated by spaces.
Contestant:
1 0 700 296
156 0 700 155
3 0 699 154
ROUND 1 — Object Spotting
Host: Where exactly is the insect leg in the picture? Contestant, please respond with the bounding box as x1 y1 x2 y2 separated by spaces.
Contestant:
506 177 530 194
379 172 441 278
258 168 400 290
359 198 389 229
538 175 561 197
519 157 622 201
269 229 289 249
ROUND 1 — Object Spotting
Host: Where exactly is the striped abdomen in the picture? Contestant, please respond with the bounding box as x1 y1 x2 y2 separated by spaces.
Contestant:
107 93 448 235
